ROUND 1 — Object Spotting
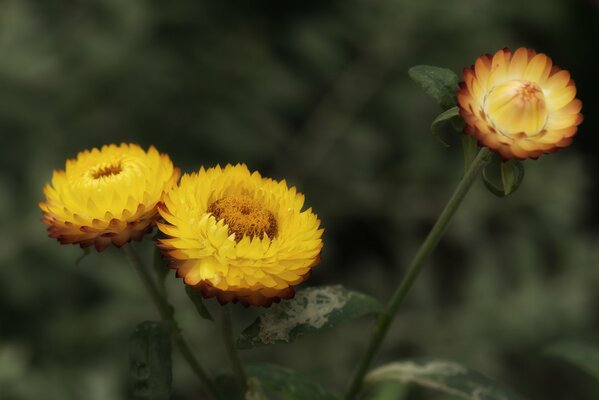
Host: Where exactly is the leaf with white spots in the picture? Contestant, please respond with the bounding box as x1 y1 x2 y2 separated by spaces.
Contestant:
365 358 525 400
236 285 382 349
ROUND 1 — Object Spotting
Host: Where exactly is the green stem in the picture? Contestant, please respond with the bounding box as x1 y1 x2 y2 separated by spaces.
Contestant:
122 244 221 400
344 148 491 399
219 306 248 392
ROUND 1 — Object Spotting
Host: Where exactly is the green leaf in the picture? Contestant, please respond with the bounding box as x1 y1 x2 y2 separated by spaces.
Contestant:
430 107 460 147
544 340 599 380
500 160 525 196
482 158 525 197
246 363 337 400
365 358 525 400
185 286 213 321
237 285 382 349
130 321 172 400
408 66 459 109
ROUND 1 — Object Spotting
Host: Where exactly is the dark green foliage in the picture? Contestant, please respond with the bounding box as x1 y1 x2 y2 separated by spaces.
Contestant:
408 66 459 110
430 107 461 147
482 158 525 197
129 321 172 400
544 340 599 381
247 364 338 400
185 286 213 322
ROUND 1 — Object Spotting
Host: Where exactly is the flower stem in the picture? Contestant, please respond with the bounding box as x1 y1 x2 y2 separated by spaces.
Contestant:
122 244 221 400
344 147 491 400
219 306 248 392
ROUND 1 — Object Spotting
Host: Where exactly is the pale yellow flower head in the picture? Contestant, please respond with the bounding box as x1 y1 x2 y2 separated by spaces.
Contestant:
458 47 583 160
157 164 324 307
40 143 180 251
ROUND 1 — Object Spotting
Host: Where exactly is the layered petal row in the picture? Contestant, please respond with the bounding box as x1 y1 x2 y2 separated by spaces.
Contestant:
458 47 583 160
40 143 180 251
157 164 324 307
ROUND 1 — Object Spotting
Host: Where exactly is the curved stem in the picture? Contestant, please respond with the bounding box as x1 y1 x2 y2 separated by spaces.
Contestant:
344 148 491 399
219 306 248 392
122 244 221 400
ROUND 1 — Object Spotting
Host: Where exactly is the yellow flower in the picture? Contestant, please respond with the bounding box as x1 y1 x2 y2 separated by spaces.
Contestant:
157 164 324 307
40 143 180 251
458 47 583 160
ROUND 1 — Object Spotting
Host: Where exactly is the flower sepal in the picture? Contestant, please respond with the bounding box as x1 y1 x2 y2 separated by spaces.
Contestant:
430 106 462 147
482 157 526 197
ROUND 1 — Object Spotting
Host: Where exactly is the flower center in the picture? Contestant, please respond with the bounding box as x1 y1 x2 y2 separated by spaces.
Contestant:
483 79 548 137
207 195 278 241
91 162 123 179
92 161 123 179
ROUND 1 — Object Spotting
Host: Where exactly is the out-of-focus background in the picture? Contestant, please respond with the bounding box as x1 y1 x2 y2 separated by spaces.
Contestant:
1 0 598 399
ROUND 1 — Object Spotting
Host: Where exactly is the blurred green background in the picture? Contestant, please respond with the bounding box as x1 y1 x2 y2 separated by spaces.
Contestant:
1 0 598 399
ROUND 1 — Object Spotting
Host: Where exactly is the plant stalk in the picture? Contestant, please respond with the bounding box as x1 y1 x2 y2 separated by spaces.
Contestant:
123 244 221 400
219 306 249 392
344 147 491 399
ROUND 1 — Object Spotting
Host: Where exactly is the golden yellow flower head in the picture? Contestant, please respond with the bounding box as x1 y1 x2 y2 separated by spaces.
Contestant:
458 47 583 160
40 143 180 251
157 164 324 307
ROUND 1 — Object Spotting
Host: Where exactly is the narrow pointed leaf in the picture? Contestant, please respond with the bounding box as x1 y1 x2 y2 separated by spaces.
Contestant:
186 286 213 321
430 107 460 147
247 363 337 400
483 158 525 197
130 321 172 400
365 358 525 400
500 160 525 196
408 66 459 109
237 285 381 349
544 340 599 380
482 168 506 197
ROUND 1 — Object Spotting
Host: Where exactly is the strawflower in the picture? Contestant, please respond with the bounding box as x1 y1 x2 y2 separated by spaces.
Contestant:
40 143 180 251
157 164 323 307
458 47 583 159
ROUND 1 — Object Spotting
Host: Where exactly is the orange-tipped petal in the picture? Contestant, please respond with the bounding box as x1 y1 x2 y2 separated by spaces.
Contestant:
457 47 582 160
158 164 323 307
40 143 179 251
